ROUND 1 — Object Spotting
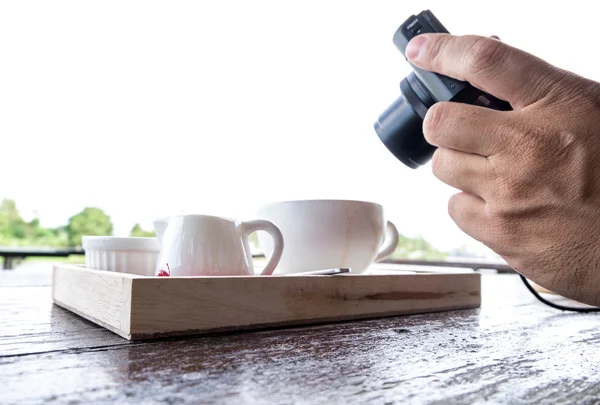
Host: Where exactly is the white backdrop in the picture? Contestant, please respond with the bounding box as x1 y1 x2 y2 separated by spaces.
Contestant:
1 1 598 256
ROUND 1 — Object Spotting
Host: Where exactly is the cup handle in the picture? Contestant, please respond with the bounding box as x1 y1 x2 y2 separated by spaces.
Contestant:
374 221 399 262
240 219 284 276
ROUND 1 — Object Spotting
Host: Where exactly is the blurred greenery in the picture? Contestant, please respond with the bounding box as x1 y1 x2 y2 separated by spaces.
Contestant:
0 199 116 248
130 223 156 237
0 199 71 247
390 234 447 260
0 198 447 260
247 225 446 260
67 207 113 247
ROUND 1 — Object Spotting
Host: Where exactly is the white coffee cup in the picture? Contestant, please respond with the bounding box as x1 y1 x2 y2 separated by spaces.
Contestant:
256 199 399 274
153 214 284 276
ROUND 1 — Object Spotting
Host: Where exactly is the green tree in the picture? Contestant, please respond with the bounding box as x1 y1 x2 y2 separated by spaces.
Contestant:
0 198 29 243
67 207 113 247
0 199 21 223
0 199 25 238
130 223 156 237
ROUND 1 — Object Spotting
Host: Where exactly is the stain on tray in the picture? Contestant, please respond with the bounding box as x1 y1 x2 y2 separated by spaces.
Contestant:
362 291 449 300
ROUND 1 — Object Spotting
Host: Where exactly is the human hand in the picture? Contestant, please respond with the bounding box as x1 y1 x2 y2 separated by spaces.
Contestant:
405 33 600 306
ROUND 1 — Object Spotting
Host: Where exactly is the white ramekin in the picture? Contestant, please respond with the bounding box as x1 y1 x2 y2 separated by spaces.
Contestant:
82 236 161 276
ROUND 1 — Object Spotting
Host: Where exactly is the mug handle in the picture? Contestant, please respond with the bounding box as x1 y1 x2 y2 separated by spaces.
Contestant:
239 219 284 275
374 221 399 262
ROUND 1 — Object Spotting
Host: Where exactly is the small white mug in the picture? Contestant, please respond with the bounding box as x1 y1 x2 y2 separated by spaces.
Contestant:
256 199 399 274
153 214 284 276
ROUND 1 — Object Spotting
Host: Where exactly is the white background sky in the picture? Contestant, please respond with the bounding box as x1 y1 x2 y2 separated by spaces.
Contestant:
1 1 599 256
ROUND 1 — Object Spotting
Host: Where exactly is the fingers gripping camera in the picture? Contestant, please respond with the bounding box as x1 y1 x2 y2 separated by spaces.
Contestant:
373 10 512 169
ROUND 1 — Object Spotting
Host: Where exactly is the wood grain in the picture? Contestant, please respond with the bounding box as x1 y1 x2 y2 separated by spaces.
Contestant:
0 266 600 405
51 264 480 340
3 264 600 404
0 286 132 357
52 266 136 339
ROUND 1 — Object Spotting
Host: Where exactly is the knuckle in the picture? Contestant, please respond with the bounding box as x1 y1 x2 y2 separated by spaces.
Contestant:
464 36 509 78
526 133 553 161
479 110 522 156
512 117 555 160
423 35 448 65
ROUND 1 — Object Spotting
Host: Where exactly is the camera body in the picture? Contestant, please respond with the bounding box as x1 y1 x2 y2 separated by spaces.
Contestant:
373 10 512 169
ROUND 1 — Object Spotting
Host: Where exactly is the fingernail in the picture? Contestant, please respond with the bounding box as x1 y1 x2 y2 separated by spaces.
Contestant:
406 35 427 60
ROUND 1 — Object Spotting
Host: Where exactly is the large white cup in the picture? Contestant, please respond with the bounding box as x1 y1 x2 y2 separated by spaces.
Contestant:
153 214 284 276
256 199 399 274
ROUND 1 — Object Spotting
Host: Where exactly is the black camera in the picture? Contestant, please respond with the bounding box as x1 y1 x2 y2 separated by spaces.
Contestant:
373 10 512 169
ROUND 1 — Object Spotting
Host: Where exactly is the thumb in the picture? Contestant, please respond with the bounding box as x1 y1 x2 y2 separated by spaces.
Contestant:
406 34 562 109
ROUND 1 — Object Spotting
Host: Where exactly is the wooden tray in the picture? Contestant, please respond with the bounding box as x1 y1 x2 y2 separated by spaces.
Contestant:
51 264 481 341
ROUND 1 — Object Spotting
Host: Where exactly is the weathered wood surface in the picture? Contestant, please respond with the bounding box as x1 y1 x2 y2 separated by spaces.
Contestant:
2 264 600 404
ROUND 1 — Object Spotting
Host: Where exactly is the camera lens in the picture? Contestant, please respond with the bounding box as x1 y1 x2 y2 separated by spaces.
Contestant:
373 72 437 169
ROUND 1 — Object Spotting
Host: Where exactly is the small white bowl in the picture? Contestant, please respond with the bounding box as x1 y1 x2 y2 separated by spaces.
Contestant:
82 236 161 276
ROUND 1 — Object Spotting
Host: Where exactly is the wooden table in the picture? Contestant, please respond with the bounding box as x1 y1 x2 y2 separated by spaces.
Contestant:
2 264 600 404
